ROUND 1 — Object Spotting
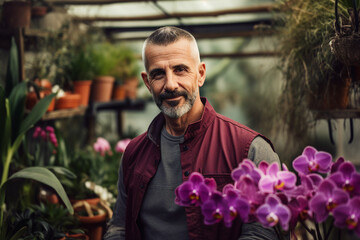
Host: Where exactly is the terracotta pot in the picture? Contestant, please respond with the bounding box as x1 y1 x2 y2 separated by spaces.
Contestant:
322 77 351 109
38 187 59 205
73 80 92 106
73 202 107 240
91 76 114 102
124 77 139 99
31 6 48 17
55 93 81 110
112 84 126 101
70 197 101 206
26 91 55 112
60 233 89 240
1 1 31 28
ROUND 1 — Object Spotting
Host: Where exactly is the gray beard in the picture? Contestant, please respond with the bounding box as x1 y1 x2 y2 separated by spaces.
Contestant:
153 89 198 119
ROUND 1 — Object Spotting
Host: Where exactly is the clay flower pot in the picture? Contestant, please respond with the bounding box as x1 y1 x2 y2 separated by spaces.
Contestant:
26 79 55 112
73 80 92 106
73 201 107 240
55 93 81 110
91 76 114 102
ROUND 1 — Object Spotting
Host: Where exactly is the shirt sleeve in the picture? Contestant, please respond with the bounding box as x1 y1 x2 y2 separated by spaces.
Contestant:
103 158 127 240
247 136 280 166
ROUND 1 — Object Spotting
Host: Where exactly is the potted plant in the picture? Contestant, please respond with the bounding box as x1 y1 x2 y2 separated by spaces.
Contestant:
72 200 107 240
66 42 95 107
275 0 355 142
89 42 118 102
30 0 49 17
0 40 73 238
111 44 140 100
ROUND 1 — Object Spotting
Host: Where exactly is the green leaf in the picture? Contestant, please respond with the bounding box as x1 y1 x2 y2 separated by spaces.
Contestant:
0 86 6 163
0 167 73 214
5 37 19 98
8 82 26 142
1 100 11 165
46 166 77 179
19 93 56 136
9 226 28 240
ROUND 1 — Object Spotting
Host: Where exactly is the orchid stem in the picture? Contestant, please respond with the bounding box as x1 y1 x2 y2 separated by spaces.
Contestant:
299 219 318 240
273 226 281 240
315 222 323 240
325 218 334 239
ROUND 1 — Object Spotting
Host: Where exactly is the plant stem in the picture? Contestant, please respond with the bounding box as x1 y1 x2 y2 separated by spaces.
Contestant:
315 222 323 240
1 147 13 186
325 218 334 239
300 219 318 240
274 225 286 240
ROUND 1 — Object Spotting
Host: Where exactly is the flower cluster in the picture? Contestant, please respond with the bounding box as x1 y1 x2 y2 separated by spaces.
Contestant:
175 146 360 238
93 137 131 156
85 181 116 206
33 126 58 148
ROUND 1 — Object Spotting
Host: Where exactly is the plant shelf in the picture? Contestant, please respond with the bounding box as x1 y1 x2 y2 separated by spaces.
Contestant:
42 106 87 120
312 109 360 119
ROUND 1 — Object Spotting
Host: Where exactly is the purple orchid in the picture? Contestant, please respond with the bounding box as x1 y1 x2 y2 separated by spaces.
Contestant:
288 196 313 230
329 161 360 196
32 126 58 147
201 191 228 226
258 162 296 193
201 188 250 228
256 194 291 231
333 196 360 235
233 175 265 216
331 157 345 173
292 146 332 175
309 179 349 223
231 159 263 185
175 172 216 207
223 187 250 225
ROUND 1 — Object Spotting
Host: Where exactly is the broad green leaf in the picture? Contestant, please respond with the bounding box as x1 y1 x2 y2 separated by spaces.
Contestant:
5 38 19 98
8 82 26 142
0 167 73 214
46 166 77 179
19 93 55 136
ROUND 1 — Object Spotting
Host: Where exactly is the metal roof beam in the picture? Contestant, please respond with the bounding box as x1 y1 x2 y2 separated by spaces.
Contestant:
72 4 274 22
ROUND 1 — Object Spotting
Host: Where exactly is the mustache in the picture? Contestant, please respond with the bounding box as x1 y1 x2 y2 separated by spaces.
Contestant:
159 90 188 101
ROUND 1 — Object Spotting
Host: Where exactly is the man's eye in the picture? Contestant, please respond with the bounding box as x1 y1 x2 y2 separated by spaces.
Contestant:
175 67 186 72
150 71 164 80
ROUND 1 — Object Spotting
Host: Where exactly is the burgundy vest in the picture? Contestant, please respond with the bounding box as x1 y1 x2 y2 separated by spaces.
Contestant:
122 98 272 240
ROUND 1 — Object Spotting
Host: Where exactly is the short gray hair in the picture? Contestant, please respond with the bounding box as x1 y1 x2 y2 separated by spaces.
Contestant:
142 26 199 71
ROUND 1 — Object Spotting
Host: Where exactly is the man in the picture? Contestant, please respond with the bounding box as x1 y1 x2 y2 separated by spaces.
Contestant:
104 26 280 240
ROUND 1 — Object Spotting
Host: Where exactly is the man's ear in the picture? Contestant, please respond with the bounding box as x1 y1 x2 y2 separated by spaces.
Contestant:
141 71 151 91
198 62 206 87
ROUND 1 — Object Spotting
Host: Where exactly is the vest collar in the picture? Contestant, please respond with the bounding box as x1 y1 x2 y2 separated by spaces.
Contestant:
147 97 216 145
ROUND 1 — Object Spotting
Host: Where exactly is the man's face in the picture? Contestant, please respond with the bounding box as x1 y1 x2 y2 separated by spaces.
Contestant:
141 39 206 119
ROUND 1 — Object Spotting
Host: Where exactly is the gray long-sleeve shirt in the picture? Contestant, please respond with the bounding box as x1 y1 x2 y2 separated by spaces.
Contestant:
104 133 280 240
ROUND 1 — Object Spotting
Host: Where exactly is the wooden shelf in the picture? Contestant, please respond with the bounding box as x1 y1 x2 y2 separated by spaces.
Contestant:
313 109 360 119
42 106 87 121
41 99 146 121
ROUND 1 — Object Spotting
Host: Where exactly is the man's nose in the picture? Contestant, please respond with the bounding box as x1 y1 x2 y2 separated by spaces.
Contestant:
164 72 178 91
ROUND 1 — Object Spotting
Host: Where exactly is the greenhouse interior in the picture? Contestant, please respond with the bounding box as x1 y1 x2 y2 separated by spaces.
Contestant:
1 0 360 239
